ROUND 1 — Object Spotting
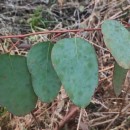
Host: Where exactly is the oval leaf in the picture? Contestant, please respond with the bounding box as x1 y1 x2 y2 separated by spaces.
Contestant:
51 38 98 108
101 20 130 69
0 54 37 116
27 42 61 103
113 62 128 96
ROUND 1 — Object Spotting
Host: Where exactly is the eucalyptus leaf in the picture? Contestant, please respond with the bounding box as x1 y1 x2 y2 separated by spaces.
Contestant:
113 62 128 96
101 20 130 69
52 38 98 108
27 42 61 103
0 54 37 116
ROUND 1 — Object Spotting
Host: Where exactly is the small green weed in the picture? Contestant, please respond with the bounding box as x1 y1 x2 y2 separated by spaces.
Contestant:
28 6 58 29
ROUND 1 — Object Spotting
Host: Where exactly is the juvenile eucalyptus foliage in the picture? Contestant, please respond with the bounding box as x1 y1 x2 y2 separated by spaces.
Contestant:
27 42 61 103
113 62 128 96
51 38 98 108
0 54 37 116
102 20 130 96
1 19 129 116
101 20 130 69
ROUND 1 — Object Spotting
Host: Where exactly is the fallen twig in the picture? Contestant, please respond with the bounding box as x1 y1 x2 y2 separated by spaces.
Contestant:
54 105 79 130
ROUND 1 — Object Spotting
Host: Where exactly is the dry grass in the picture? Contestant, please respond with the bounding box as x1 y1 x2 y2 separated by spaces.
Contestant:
0 0 130 130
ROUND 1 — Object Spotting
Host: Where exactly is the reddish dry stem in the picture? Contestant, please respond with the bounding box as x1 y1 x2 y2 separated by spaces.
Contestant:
0 25 130 40
0 25 130 39
8 40 20 52
0 28 101 39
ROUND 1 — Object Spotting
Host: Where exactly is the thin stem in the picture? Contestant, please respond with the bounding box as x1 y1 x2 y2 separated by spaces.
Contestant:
31 112 42 130
76 108 83 130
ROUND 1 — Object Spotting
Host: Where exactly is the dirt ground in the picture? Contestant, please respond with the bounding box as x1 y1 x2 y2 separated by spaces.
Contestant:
0 0 130 130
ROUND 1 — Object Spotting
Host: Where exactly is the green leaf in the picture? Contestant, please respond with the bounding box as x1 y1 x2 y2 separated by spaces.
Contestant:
101 20 130 69
113 62 128 96
0 54 37 116
51 38 98 108
27 42 61 103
